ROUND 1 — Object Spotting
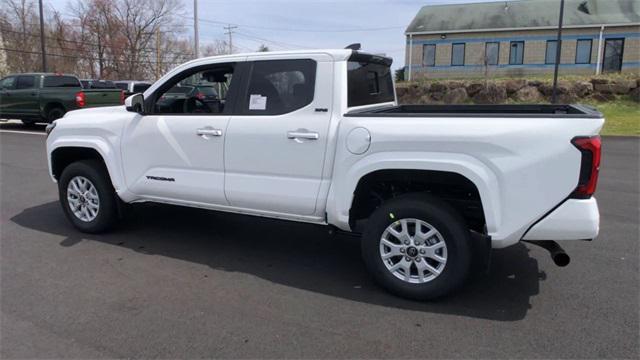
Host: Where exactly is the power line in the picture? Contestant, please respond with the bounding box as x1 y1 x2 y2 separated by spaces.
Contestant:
0 27 194 57
194 17 405 33
0 47 191 66
234 31 313 50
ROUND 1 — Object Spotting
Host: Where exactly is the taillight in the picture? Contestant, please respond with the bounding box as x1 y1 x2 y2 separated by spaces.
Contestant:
120 90 125 104
571 136 602 198
195 92 205 100
75 91 85 107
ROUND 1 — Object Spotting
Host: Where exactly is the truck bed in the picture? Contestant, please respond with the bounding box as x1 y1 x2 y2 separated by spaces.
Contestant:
345 104 603 118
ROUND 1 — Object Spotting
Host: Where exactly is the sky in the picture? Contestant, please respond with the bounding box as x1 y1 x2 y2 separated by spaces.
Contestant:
43 0 503 69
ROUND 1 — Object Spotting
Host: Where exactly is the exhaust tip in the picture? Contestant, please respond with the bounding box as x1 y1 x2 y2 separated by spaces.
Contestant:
553 253 571 267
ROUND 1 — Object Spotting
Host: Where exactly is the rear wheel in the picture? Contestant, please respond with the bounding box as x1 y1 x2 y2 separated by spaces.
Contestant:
46 106 65 122
361 194 472 300
58 160 118 233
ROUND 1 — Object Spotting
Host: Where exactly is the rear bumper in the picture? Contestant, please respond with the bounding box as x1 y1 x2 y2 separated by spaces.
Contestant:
522 198 600 241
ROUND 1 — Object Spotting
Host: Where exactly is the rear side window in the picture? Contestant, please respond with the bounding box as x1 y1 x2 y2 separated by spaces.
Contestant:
16 75 35 89
115 82 128 90
347 59 395 107
43 76 80 88
243 59 316 115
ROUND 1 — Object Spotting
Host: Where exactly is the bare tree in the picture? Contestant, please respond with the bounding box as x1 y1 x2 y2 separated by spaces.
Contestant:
0 0 41 73
200 40 231 57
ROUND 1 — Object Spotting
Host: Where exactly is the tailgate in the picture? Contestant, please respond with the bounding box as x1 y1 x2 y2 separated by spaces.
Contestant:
83 89 123 107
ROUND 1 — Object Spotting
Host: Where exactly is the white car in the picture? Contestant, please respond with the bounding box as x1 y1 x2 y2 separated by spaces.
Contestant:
46 49 603 299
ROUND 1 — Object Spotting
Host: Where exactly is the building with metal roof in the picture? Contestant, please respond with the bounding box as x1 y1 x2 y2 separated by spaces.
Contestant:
404 0 640 80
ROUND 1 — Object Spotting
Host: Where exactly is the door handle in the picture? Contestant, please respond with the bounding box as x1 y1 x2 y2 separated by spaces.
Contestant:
287 131 319 140
196 127 223 138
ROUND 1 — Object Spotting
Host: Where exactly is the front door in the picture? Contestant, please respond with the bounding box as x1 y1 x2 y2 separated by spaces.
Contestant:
121 62 242 205
602 38 624 73
224 56 333 216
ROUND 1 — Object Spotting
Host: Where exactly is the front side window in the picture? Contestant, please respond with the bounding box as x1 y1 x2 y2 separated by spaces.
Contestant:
243 59 316 115
451 43 465 66
509 41 524 65
485 42 499 65
423 44 436 67
576 39 592 64
1 76 17 90
43 76 80 88
545 40 557 64
153 64 235 115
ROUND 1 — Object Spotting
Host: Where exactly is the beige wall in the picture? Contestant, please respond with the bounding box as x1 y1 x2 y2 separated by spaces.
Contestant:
405 25 640 79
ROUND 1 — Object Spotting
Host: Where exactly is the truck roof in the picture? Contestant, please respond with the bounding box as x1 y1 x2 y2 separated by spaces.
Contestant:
188 49 391 65
5 73 77 77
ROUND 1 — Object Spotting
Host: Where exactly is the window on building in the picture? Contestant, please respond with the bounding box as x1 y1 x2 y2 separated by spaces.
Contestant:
575 39 592 64
423 44 436 67
509 41 524 65
545 40 557 64
484 42 499 65
451 43 465 66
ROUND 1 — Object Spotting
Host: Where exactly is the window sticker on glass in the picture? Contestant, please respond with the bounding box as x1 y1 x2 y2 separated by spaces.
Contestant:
249 94 267 110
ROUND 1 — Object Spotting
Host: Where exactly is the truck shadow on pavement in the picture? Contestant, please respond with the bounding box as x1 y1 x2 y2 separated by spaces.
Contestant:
12 201 546 322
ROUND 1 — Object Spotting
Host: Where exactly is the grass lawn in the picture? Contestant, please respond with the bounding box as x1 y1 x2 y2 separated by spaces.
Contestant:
586 99 640 136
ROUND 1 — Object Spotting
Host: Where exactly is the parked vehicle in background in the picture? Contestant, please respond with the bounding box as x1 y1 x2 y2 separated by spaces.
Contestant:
0 73 124 125
155 84 220 113
81 79 118 89
114 80 153 96
45 50 603 300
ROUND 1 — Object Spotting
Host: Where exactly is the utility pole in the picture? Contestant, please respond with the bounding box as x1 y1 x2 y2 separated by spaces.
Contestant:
156 28 161 80
551 0 565 104
38 0 47 72
223 25 237 54
193 0 199 58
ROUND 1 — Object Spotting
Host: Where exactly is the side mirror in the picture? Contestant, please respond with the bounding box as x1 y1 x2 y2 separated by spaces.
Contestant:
125 93 144 114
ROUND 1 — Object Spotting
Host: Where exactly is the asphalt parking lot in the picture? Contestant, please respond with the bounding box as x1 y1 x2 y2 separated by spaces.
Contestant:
1 121 638 359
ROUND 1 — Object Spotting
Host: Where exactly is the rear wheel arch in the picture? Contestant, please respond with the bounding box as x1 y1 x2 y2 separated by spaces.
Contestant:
349 169 486 233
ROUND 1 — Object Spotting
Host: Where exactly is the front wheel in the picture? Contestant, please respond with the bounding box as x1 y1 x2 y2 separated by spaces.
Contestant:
58 160 118 233
361 194 472 300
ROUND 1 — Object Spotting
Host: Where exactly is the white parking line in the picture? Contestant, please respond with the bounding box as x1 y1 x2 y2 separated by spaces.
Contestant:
0 129 47 136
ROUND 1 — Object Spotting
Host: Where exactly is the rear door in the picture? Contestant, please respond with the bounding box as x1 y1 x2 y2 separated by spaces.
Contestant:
13 75 40 117
224 55 334 216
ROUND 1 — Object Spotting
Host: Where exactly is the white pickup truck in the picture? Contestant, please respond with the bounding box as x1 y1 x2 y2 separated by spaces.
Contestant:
46 49 603 299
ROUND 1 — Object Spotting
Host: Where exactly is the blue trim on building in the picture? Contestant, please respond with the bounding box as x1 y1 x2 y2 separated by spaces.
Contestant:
406 61 640 72
406 31 640 46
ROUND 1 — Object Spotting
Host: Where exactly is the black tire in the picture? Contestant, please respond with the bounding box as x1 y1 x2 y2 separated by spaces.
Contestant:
361 193 472 300
58 160 118 233
46 106 65 122
21 119 36 126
